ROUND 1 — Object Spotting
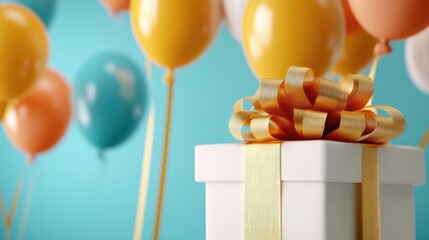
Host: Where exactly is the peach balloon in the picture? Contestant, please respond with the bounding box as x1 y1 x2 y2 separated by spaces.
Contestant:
3 68 72 162
348 0 429 55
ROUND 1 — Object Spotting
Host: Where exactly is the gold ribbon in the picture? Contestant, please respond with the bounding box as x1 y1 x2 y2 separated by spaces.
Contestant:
230 66 405 144
361 145 380 240
233 66 405 240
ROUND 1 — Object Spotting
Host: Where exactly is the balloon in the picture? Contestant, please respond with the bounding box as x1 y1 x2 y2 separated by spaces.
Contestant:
333 29 377 75
100 0 129 16
74 52 148 153
222 0 247 42
348 0 429 55
405 27 429 95
130 0 221 73
0 4 49 101
3 68 71 162
0 0 56 27
242 0 345 79
341 0 359 34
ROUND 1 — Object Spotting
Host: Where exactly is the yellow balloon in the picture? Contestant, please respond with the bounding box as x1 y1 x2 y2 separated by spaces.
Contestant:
130 0 221 70
0 4 49 101
243 0 345 79
333 29 378 75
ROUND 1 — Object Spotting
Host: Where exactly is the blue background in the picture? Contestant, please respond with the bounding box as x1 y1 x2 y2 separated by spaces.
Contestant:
0 1 428 239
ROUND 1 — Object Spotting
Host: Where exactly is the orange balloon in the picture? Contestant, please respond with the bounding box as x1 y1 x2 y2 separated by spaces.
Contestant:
333 29 378 75
3 68 72 162
0 4 49 101
340 0 360 34
348 0 429 54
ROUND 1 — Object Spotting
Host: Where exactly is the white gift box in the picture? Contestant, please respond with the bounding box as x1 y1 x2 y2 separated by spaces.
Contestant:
195 140 425 240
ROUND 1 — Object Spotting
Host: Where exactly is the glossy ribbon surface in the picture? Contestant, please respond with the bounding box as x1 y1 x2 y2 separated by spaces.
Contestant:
230 66 405 144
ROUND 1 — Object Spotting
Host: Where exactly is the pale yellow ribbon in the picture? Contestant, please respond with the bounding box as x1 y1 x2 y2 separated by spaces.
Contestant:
133 58 157 240
244 143 380 240
244 143 281 240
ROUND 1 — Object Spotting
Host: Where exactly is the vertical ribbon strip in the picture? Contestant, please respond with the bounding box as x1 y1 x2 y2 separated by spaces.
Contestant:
361 145 380 240
244 143 282 240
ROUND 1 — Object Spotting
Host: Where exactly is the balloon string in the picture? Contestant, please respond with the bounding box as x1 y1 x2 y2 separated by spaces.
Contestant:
0 193 6 220
368 56 379 81
153 69 175 239
146 58 152 82
133 107 155 240
18 175 35 240
366 56 379 106
0 178 23 240
419 128 429 149
133 58 155 240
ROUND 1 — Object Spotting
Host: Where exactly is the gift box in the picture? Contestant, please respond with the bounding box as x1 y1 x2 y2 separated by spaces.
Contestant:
195 67 425 239
195 141 425 240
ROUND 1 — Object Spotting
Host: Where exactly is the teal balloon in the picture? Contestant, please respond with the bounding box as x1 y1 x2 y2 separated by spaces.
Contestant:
74 52 148 151
0 0 56 27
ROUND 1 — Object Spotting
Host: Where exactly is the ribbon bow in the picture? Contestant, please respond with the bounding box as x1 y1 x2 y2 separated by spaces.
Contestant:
230 66 405 144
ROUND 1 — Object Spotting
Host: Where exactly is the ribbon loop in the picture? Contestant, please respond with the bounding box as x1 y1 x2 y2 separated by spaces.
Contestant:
230 66 405 144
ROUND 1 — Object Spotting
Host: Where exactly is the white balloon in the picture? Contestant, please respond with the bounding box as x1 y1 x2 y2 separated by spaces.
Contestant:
222 0 248 42
405 27 429 95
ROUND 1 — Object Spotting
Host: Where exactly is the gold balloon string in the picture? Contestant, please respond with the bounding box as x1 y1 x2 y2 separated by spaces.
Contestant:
154 69 175 240
133 58 155 240
419 128 429 149
17 175 35 240
366 56 380 106
0 192 6 222
0 178 23 240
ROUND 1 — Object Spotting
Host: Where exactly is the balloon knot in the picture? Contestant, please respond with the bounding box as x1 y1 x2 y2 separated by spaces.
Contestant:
163 69 174 86
374 38 392 56
98 149 106 160
26 154 35 164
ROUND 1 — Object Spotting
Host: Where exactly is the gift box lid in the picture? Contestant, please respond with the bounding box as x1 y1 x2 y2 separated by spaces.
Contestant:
195 140 425 184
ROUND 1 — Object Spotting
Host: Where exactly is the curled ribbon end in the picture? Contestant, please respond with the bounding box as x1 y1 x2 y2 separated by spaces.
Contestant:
374 39 392 56
163 69 175 86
